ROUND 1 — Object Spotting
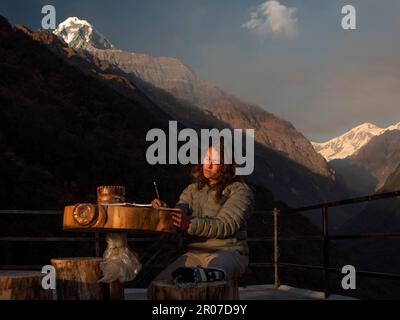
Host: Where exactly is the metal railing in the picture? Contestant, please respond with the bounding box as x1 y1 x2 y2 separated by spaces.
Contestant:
1 189 400 298
271 190 400 298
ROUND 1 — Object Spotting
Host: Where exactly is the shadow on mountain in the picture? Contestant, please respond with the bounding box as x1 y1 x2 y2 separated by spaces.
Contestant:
330 158 378 196
351 129 400 190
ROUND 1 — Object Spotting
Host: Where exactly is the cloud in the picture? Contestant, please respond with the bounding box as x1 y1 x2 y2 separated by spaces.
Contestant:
242 0 298 38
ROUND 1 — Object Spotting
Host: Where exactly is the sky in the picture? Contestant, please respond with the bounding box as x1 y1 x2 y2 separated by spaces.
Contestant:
1 0 400 142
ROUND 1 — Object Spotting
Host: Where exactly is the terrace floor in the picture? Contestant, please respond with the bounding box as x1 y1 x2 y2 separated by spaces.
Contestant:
125 284 356 300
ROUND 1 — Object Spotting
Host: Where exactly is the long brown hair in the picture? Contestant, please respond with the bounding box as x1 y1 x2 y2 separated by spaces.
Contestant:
191 139 241 202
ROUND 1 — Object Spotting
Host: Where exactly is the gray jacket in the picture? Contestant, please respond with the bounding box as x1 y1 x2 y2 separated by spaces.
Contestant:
175 181 254 255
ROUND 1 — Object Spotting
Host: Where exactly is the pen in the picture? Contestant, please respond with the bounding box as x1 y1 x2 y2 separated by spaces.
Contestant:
153 181 160 199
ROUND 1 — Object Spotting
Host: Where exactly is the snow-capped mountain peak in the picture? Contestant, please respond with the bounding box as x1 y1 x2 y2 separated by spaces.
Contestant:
386 122 400 132
53 17 114 50
312 122 400 161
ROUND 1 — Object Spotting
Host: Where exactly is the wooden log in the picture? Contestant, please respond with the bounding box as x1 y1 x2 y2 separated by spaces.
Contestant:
63 205 178 233
51 257 124 300
109 281 125 300
0 271 53 300
148 280 238 300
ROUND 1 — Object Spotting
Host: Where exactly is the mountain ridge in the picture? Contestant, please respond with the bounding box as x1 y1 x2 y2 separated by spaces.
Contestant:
313 122 400 161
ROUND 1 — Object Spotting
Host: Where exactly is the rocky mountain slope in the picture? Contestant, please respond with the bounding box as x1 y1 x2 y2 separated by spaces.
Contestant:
351 130 400 189
330 129 400 195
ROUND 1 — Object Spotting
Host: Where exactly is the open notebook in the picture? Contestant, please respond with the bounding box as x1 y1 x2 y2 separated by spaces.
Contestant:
101 202 152 207
101 203 181 211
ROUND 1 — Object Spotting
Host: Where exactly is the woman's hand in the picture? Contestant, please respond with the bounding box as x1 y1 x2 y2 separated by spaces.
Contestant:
172 211 190 231
151 198 168 209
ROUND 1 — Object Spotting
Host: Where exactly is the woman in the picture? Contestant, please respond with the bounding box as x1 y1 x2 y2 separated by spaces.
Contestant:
151 142 254 283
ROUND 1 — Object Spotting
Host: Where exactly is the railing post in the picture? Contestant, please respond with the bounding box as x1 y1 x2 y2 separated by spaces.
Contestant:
95 232 100 257
322 206 330 299
273 207 280 288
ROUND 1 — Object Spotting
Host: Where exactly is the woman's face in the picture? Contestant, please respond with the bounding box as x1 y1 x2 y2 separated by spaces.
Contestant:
203 147 221 184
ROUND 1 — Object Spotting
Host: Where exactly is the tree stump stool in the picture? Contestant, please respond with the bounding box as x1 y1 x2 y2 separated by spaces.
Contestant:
148 280 239 300
51 257 124 300
0 271 53 300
